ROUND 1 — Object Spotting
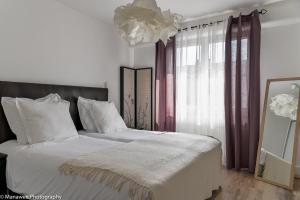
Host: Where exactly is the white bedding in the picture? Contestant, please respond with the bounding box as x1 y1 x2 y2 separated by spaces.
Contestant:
0 133 222 200
78 129 164 143
0 136 132 200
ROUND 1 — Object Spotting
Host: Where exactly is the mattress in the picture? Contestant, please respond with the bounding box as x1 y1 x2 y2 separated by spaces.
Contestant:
0 134 222 200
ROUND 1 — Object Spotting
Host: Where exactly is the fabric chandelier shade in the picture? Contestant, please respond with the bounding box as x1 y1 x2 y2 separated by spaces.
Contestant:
114 0 181 46
225 10 261 173
155 37 176 132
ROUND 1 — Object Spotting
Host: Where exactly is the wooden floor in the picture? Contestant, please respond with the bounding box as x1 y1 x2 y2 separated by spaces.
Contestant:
209 169 300 200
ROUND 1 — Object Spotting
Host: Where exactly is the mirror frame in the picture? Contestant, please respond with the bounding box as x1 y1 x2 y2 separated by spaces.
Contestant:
255 77 300 190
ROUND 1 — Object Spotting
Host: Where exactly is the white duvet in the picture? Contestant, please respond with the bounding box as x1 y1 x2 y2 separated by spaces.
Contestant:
0 132 222 200
79 129 165 143
0 136 132 200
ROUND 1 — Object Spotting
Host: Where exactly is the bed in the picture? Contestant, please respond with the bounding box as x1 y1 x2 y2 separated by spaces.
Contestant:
0 136 131 200
0 81 222 200
78 129 163 143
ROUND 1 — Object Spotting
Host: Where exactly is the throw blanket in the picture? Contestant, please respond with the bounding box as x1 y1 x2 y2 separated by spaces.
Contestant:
59 133 221 200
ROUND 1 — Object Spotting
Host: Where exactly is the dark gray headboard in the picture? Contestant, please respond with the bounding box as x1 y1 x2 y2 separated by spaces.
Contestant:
0 81 108 143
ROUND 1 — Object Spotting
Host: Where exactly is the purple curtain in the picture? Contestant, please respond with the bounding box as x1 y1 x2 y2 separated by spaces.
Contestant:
155 37 176 132
225 10 261 173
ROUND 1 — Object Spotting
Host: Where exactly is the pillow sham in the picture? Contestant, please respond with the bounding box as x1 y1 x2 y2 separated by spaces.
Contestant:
90 101 127 133
16 98 78 144
77 97 98 132
1 94 61 144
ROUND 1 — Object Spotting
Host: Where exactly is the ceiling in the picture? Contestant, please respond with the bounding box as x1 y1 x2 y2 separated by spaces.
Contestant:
57 0 279 24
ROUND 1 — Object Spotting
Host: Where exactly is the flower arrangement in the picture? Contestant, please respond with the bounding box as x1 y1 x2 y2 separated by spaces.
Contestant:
269 94 298 120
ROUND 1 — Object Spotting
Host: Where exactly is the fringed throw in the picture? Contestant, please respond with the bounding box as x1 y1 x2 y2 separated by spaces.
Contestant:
58 133 220 200
59 163 153 200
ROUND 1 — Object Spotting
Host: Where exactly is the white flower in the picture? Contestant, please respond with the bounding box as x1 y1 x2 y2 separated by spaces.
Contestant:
269 94 298 120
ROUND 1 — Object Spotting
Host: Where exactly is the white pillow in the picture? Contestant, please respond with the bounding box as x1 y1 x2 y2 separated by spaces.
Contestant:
90 101 127 133
16 98 78 144
1 94 61 144
77 97 98 132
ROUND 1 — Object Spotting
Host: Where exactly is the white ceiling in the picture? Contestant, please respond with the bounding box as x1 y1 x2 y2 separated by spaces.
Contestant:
57 0 279 24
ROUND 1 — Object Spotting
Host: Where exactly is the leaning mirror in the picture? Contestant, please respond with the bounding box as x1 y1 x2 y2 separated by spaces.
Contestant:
255 77 300 190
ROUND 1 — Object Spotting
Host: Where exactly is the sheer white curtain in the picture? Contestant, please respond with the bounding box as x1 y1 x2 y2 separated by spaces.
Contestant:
176 22 227 161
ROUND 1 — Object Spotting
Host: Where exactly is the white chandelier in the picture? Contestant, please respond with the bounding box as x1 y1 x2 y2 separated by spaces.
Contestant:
114 0 181 46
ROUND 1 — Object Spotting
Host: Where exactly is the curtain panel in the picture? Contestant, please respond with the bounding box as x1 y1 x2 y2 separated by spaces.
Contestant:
155 37 176 132
225 10 261 173
176 22 227 162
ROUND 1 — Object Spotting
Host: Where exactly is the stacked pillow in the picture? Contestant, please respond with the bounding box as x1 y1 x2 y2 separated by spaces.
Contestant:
1 94 78 144
1 94 127 145
77 97 98 132
78 97 127 133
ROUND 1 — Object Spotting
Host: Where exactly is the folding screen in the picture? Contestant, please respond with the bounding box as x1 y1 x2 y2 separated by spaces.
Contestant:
120 67 153 130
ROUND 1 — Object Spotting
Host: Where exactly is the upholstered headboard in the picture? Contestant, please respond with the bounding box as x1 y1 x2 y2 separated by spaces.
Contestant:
0 81 108 143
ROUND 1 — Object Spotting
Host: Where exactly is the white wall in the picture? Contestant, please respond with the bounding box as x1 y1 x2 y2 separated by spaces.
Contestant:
0 0 130 109
260 0 300 103
134 44 155 68
260 23 300 119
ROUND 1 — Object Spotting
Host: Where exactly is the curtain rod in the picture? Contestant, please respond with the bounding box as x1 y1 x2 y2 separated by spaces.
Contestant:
178 9 268 32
